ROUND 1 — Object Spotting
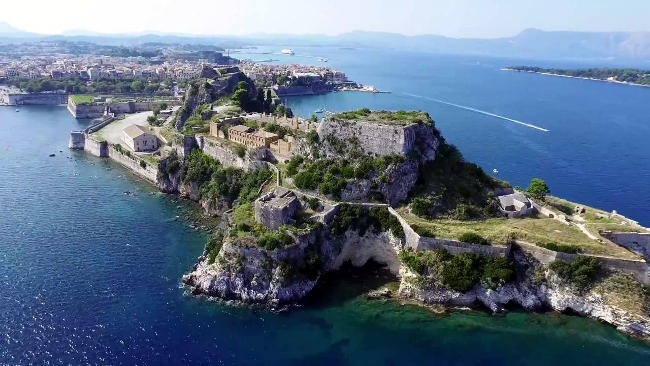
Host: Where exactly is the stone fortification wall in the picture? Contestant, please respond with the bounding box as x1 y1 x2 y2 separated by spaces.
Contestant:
419 237 511 258
68 101 105 119
1 91 67 105
317 118 440 163
601 232 650 261
515 241 649 285
197 135 268 171
69 131 85 149
107 146 158 183
84 137 108 157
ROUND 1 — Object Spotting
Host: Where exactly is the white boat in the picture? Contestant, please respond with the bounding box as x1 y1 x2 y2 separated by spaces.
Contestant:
281 48 295 55
492 168 499 174
15 109 19 112
318 57 328 62
314 108 325 113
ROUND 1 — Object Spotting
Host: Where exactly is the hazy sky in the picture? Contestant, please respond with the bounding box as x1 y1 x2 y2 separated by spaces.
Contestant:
2 0 649 38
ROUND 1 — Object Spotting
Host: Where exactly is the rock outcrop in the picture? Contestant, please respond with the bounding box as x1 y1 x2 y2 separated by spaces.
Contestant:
399 250 650 340
183 215 404 307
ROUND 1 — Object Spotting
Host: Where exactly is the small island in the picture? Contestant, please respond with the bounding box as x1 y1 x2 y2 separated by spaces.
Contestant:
504 66 650 87
68 64 650 342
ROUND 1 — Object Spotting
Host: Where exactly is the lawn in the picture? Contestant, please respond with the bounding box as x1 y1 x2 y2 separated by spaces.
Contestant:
331 109 433 126
69 94 95 105
399 209 640 260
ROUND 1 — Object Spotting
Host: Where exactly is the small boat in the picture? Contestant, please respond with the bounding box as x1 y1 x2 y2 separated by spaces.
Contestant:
15 109 19 112
281 48 295 55
317 57 328 62
314 108 325 113
492 168 499 174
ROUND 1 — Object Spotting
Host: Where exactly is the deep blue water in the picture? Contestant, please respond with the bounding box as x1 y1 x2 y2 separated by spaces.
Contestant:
238 46 650 225
2 51 650 364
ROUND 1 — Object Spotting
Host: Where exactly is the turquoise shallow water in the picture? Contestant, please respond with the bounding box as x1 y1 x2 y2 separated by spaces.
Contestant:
2 59 650 363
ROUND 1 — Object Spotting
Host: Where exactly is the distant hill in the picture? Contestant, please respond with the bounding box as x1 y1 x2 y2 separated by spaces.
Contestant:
2 23 650 61
334 29 650 60
0 22 37 37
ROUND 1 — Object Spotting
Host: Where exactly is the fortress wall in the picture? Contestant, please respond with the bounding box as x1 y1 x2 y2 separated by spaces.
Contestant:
3 92 67 106
198 136 248 170
107 146 158 183
84 137 108 157
69 102 105 119
419 237 511 258
69 131 85 150
601 232 650 261
318 119 409 157
515 241 649 285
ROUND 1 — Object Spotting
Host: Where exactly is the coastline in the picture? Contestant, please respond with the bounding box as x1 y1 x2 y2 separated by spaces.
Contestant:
501 68 650 89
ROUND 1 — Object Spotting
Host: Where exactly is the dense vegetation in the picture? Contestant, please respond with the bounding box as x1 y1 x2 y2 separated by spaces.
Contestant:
549 256 601 292
509 66 650 85
287 154 405 200
332 108 434 126
329 204 404 239
174 149 272 205
409 143 506 220
399 249 514 291
8 76 173 95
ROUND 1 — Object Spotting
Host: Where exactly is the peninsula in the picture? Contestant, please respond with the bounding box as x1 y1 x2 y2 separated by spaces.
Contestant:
69 64 650 341
504 66 650 87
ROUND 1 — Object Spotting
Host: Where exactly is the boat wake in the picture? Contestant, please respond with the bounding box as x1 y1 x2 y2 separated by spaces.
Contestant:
402 92 550 132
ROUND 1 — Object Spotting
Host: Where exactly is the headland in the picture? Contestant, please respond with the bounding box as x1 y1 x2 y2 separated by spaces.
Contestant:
67 65 650 341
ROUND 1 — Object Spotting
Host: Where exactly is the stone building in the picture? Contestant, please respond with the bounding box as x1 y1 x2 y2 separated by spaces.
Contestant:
228 124 279 148
497 191 537 218
122 124 158 152
254 188 301 230
270 136 293 156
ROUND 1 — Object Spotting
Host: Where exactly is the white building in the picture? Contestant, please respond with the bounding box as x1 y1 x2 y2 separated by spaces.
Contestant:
122 124 158 152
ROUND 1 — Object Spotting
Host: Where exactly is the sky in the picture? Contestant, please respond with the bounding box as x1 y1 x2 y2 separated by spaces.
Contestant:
1 0 650 38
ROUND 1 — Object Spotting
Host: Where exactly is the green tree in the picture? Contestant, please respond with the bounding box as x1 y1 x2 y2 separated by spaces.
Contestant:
525 178 550 201
310 114 318 122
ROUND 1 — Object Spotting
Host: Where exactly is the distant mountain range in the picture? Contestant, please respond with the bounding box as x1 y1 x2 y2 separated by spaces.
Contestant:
1 22 650 61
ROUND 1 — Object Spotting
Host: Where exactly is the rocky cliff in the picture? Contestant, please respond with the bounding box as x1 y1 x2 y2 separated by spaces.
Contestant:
399 249 650 340
183 208 404 307
175 69 256 130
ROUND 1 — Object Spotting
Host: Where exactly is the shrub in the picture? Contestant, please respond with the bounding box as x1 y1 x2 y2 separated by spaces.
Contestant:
205 231 224 264
307 197 320 211
411 197 432 217
441 253 484 292
139 160 147 168
399 248 451 275
481 257 515 289
458 232 490 245
540 242 581 254
257 231 294 250
307 130 319 144
235 145 246 158
549 256 601 291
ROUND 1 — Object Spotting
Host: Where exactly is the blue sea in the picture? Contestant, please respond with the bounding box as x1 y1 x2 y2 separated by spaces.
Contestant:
2 47 650 364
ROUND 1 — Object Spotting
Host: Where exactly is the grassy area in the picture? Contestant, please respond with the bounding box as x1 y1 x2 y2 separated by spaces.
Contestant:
69 94 95 105
138 154 159 167
331 108 433 126
399 209 640 259
544 196 647 235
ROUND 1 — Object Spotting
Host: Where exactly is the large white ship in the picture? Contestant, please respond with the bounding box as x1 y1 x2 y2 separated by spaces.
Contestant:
280 48 295 55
